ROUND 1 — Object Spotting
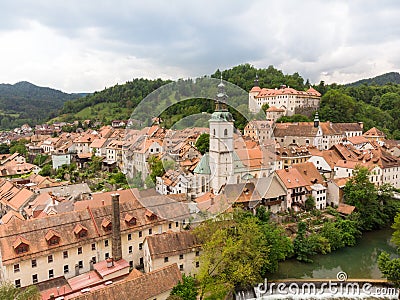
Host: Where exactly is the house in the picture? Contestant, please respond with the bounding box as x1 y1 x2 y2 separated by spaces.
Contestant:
266 106 286 122
345 135 374 150
276 145 311 169
143 231 201 275
326 177 350 207
363 127 386 142
292 162 327 210
0 193 189 288
69 264 182 300
156 169 191 195
243 120 274 145
275 167 309 211
251 174 287 213
89 138 109 157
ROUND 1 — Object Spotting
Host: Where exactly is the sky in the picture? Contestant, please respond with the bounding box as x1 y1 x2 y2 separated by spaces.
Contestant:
0 0 399 93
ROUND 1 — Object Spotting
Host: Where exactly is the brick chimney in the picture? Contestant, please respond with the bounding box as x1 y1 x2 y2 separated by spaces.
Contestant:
111 193 122 261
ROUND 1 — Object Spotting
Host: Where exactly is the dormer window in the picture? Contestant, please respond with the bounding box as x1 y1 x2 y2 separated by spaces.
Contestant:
145 210 157 221
74 224 88 238
124 213 136 226
13 236 30 254
45 230 61 246
101 218 112 231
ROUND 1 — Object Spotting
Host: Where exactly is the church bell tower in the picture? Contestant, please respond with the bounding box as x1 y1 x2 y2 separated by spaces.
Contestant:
209 78 234 194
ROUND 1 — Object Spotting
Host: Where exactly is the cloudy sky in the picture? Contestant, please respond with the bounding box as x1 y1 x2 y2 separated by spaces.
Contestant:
0 0 399 93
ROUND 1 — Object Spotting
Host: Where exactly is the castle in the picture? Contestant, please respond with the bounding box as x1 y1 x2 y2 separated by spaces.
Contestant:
248 76 321 115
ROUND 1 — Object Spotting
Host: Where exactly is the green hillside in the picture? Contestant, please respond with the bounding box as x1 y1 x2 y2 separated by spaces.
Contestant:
57 64 400 138
0 81 80 129
346 72 400 87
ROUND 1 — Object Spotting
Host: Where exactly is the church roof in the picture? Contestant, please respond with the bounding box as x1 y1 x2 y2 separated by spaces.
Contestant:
193 153 211 175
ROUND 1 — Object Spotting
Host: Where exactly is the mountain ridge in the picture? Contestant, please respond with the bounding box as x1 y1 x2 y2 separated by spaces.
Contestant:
345 72 400 87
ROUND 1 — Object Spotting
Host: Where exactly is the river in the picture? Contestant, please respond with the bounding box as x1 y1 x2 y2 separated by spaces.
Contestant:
235 228 399 299
270 227 398 280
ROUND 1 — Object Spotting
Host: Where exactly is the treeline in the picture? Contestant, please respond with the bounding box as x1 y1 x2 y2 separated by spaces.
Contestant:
60 78 169 117
0 81 79 129
57 64 400 137
317 82 400 138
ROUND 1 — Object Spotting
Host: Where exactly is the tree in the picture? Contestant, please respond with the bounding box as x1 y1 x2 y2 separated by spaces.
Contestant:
343 166 385 230
378 212 400 287
305 195 316 211
195 133 210 155
261 103 269 112
9 140 28 155
33 154 48 167
0 281 40 300
195 209 293 299
319 90 357 123
0 143 10 154
195 210 270 299
39 164 52 177
170 274 198 300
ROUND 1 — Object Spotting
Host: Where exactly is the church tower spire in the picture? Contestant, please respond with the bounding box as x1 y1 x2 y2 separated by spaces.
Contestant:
209 79 234 194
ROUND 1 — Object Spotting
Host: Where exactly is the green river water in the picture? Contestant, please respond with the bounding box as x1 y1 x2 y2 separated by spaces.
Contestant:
270 228 398 280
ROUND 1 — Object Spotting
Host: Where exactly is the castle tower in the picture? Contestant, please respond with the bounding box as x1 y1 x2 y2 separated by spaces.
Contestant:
209 79 234 194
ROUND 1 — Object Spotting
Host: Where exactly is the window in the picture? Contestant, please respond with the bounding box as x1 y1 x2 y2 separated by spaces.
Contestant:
139 243 143 250
196 262 200 268
91 257 96 264
195 251 200 257
224 128 228 136
182 219 186 225
128 233 132 241
176 222 179 228
105 253 109 259
48 255 53 263
63 251 68 259
14 264 20 273
168 223 172 229
91 243 96 251
49 269 54 279
15 279 21 288
148 228 152 235
32 274 38 284
140 257 144 265
129 246 133 254
48 237 59 246
16 244 29 254
78 247 82 255
179 264 184 271
78 261 83 269
104 240 109 247
139 231 142 238
78 230 87 238
179 254 183 260
164 257 169 263
64 265 69 274
129 261 133 268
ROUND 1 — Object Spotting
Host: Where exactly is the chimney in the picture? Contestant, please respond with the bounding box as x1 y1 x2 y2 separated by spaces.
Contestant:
111 193 122 261
358 121 364 130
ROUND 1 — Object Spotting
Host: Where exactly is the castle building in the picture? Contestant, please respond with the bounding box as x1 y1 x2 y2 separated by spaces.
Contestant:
248 75 321 115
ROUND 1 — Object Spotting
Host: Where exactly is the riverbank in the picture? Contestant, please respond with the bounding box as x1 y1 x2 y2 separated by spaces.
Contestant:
270 228 398 280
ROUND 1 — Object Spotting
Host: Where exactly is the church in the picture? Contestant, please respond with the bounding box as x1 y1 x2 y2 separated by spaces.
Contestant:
193 80 274 196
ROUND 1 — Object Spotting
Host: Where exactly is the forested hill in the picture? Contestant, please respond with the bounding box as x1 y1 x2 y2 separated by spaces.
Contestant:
346 72 400 87
0 81 80 129
57 64 400 139
56 64 307 125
